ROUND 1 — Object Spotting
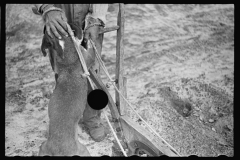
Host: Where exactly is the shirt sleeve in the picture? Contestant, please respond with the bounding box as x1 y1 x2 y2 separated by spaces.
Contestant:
34 4 43 9
90 4 108 24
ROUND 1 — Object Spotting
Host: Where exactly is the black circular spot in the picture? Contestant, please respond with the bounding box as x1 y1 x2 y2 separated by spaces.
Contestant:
101 155 110 157
130 155 139 157
218 155 228 158
87 89 108 110
159 154 168 157
188 155 198 157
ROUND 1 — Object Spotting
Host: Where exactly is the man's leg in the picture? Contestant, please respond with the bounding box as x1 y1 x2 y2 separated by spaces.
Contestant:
82 21 106 142
82 79 106 142
82 4 108 142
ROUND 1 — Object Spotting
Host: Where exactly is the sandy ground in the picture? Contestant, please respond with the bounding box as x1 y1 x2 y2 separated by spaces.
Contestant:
5 4 234 156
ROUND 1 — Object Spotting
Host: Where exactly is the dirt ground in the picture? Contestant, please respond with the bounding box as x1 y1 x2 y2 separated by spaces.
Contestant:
5 4 234 156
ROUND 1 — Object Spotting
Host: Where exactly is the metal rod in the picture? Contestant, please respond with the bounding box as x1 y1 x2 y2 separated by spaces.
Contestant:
103 111 127 157
115 3 125 116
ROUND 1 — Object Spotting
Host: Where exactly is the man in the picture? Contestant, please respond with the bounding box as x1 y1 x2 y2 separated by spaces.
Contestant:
32 4 108 142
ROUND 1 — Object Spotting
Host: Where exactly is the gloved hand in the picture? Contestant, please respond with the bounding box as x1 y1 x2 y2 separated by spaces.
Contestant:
84 17 104 42
83 17 105 75
42 5 69 39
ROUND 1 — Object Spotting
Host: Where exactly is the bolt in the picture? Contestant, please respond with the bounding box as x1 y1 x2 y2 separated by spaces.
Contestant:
134 143 138 147
116 127 121 132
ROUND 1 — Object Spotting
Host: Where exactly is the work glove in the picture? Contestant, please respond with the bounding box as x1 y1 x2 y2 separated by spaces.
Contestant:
84 16 105 42
83 16 105 74
35 5 69 39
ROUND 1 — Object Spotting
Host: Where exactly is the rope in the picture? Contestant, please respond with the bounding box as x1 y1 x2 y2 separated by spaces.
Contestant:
86 71 127 157
67 19 181 156
85 62 127 157
65 23 90 77
89 38 182 157
85 22 105 32
84 15 105 31
103 111 128 157
66 23 127 156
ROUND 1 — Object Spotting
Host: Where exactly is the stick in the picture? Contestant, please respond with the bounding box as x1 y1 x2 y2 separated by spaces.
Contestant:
99 26 119 34
103 111 127 157
115 3 125 116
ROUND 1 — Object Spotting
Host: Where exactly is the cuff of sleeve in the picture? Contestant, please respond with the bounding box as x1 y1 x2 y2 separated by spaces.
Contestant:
32 4 43 15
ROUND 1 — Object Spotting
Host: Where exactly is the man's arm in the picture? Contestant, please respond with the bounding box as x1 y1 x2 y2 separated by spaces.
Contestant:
90 4 108 25
32 4 69 39
83 4 108 43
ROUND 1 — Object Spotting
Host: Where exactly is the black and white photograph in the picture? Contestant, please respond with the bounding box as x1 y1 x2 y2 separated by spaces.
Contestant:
5 4 234 157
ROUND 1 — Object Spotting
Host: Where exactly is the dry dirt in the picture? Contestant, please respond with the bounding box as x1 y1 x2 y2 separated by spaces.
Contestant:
5 4 234 156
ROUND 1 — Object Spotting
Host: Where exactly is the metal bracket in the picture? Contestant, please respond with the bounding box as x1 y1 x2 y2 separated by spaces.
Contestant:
129 140 164 156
